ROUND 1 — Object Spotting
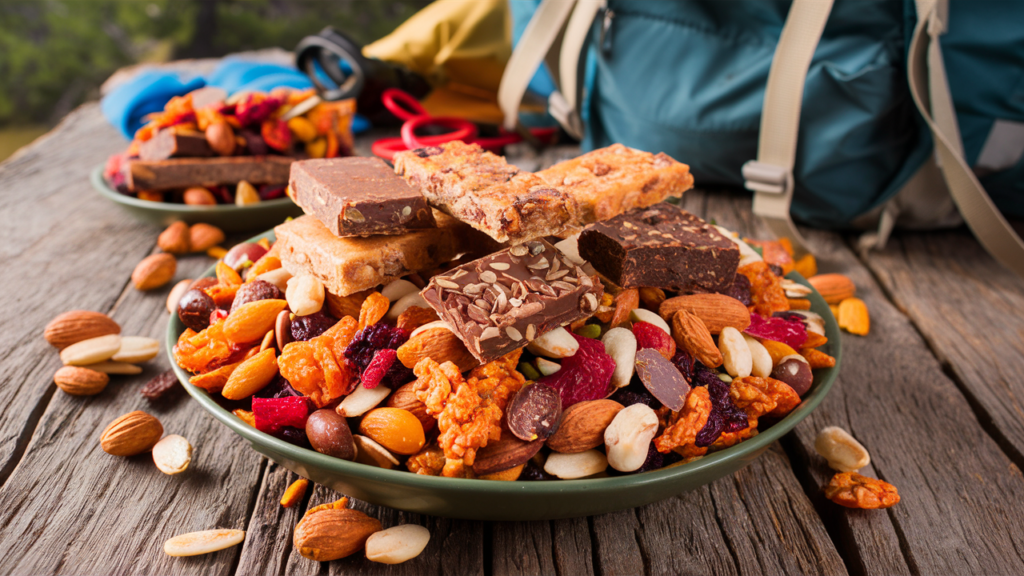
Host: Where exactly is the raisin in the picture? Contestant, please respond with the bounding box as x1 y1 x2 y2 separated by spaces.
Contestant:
670 349 696 384
140 370 181 401
610 383 659 409
229 280 282 314
519 459 555 481
274 426 311 449
290 310 338 341
178 289 215 332
726 274 753 306
695 379 750 447
255 374 303 399
344 322 412 388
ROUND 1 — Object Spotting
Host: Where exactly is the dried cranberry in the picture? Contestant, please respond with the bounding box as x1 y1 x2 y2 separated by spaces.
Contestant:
344 322 412 387
235 94 284 126
178 289 215 332
230 280 282 314
769 264 785 277
253 396 310 435
290 311 338 341
239 129 268 155
691 362 723 389
726 274 753 306
259 185 287 200
362 349 397 389
695 379 749 447
538 334 616 408
609 383 659 409
208 185 233 204
255 375 303 399
210 308 229 323
519 459 555 481
670 349 695 384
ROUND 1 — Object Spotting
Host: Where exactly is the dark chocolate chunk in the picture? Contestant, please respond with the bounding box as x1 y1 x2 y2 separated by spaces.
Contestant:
421 239 603 363
139 129 213 161
288 157 436 237
634 348 691 411
124 156 294 191
578 204 740 293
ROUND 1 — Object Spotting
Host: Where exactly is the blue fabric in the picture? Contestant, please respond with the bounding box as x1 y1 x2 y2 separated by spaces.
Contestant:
512 0 1024 227
101 59 369 140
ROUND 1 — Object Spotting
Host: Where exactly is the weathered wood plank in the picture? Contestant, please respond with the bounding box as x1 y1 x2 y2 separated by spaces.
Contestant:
706 189 1024 575
865 229 1024 465
0 245 266 574
236 462 307 576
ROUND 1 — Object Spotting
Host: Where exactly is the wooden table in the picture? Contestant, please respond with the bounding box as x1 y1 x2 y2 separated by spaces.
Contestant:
3 100 1024 576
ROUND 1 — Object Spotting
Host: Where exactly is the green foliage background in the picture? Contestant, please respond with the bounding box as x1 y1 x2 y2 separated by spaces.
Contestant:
0 0 428 128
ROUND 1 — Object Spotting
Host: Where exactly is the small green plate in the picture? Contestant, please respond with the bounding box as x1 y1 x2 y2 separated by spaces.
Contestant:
168 230 841 521
90 165 303 232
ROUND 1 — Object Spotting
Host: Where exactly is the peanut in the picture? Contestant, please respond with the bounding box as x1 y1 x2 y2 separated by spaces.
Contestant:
286 274 325 317
604 404 659 472
815 426 870 472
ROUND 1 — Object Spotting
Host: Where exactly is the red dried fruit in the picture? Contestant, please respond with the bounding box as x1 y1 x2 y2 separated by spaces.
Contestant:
362 349 397 389
235 93 283 126
632 321 676 360
210 309 229 324
252 396 311 435
538 333 615 408
743 313 807 350
261 118 292 152
344 322 411 388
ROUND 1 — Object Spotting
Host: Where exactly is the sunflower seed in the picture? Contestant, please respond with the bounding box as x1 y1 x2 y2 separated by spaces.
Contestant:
525 324 537 341
528 257 550 270
510 245 529 257
490 262 510 271
481 326 500 340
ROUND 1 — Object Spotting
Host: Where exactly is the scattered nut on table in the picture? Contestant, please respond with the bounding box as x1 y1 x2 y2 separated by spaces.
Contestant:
365 524 431 564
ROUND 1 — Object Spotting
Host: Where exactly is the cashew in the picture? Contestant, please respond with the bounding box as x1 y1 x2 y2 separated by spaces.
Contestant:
601 327 638 388
381 279 419 303
285 274 325 316
604 404 659 472
815 426 870 472
718 326 752 378
543 450 608 479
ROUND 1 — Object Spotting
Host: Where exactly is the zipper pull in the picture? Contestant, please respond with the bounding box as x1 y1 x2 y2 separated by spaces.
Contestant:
599 8 615 57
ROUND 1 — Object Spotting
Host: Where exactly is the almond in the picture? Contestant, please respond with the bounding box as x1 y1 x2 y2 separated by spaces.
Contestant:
157 221 191 254
164 529 245 557
386 383 435 432
659 294 750 334
87 361 143 375
472 433 544 476
293 508 382 561
205 121 236 156
546 399 624 454
396 326 478 372
53 366 109 395
221 348 278 400
111 335 160 363
671 310 724 368
183 187 217 206
132 253 176 290
808 273 856 304
60 334 122 366
100 411 163 456
189 223 225 252
44 310 121 350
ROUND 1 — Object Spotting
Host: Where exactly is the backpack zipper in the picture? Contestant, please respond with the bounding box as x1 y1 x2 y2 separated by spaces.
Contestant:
599 7 615 57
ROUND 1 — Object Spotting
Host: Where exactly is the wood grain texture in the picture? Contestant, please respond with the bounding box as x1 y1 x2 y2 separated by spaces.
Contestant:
865 229 1024 465
236 462 307 576
704 189 1024 575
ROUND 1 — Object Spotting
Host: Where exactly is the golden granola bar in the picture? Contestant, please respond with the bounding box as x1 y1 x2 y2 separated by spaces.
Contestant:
393 141 579 244
537 143 694 223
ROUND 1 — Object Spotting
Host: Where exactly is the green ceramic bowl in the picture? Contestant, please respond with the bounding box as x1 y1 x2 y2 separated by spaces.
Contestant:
90 165 304 232
168 230 841 521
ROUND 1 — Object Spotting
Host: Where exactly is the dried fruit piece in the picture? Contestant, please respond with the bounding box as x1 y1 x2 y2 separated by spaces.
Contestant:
838 297 870 335
178 289 216 332
141 370 181 400
543 450 608 479
54 366 109 396
729 376 800 419
824 472 899 509
759 338 799 366
164 529 245 557
365 525 431 565
252 396 310 435
152 434 192 475
230 280 283 314
506 383 562 442
406 445 445 475
396 306 438 332
743 313 808 350
100 411 164 456
718 327 752 378
44 310 121 350
654 386 712 458
362 349 397 389
671 310 722 368
601 327 637 389
738 261 789 317
347 322 412 388
248 255 282 279
359 407 426 455
280 478 309 508
809 273 856 304
280 317 359 407
801 347 836 369
289 310 337 341
634 348 690 411
223 299 288 344
357 292 390 332
632 321 676 360
609 288 639 327
793 253 817 278
538 333 615 408
604 404 659 472
815 426 870 472
694 377 750 447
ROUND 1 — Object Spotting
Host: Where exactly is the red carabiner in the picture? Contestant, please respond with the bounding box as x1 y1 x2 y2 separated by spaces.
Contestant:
381 88 426 121
400 116 478 150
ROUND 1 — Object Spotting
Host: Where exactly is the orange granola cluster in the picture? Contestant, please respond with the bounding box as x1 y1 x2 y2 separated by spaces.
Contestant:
654 386 712 458
738 261 789 317
412 349 525 477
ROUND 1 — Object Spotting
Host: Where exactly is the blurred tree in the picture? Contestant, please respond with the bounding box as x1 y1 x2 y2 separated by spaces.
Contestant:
0 0 428 127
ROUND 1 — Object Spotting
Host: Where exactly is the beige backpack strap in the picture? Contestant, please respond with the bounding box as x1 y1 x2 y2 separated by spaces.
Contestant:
744 0 835 258
909 0 1024 277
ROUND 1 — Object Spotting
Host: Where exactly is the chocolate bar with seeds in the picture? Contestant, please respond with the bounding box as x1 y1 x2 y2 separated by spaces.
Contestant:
275 213 496 297
577 203 739 292
123 156 294 191
421 239 604 363
138 129 213 162
289 157 436 237
393 141 579 244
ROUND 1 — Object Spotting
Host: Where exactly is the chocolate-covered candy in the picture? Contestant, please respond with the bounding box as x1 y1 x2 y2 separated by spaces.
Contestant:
634 348 691 411
421 239 604 363
771 355 814 396
578 204 739 292
507 383 562 442
305 409 356 460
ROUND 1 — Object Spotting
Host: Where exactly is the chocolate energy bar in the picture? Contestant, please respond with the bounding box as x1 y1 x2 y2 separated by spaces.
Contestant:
537 144 694 224
577 203 739 293
289 157 436 237
393 141 579 244
123 156 294 191
421 239 604 363
138 129 213 161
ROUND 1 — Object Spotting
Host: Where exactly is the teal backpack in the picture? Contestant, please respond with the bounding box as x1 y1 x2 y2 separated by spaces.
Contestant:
501 0 1024 277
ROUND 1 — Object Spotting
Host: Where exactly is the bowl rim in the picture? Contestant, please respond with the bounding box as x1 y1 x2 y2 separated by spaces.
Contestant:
168 229 841 495
90 164 294 213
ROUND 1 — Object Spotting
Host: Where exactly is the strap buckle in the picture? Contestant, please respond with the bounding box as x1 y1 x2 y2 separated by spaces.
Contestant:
742 160 792 195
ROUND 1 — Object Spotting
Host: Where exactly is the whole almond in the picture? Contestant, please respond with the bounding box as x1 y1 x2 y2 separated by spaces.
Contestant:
671 310 724 368
189 223 225 252
44 310 121 350
808 273 856 304
546 399 624 454
472 433 544 476
293 508 382 561
54 366 109 395
658 293 751 334
183 187 216 206
60 334 122 366
386 383 434 432
100 411 163 456
396 326 478 373
158 221 191 254
133 253 176 290
205 121 236 156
